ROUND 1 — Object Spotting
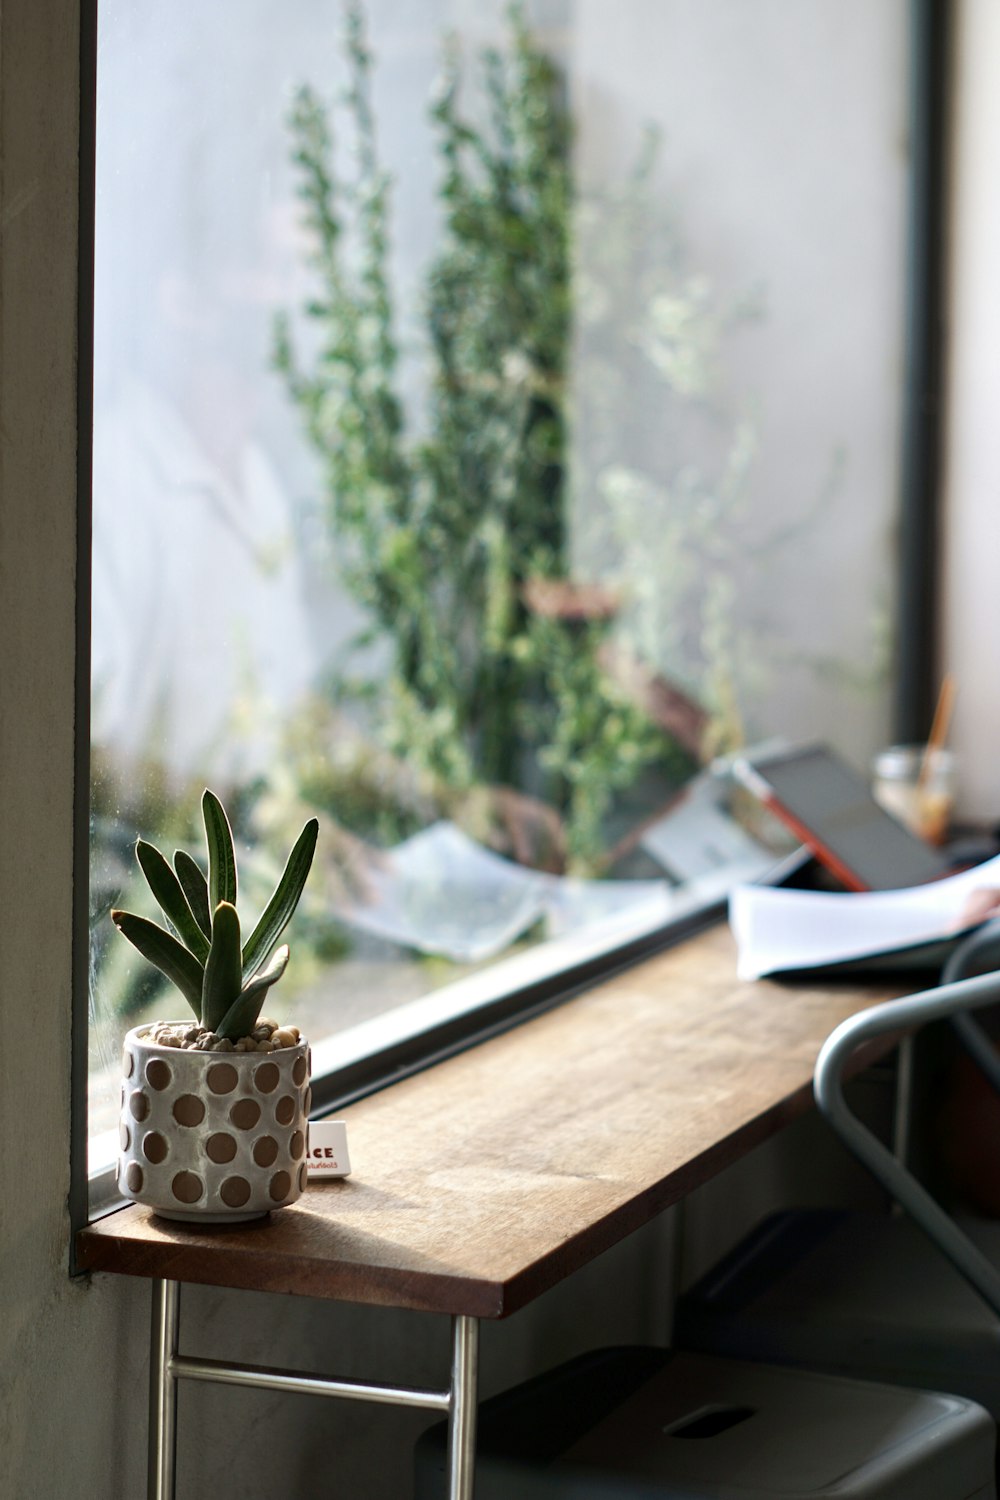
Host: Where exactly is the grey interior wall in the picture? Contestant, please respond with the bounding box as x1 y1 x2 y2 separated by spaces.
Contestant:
0 2 150 1496
0 3 892 1497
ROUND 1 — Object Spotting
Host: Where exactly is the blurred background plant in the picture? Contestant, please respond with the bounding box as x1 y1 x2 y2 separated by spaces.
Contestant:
272 1 710 875
90 0 794 1044
86 0 903 1160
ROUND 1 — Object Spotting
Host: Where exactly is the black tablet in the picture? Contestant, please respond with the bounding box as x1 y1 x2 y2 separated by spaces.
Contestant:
731 742 949 891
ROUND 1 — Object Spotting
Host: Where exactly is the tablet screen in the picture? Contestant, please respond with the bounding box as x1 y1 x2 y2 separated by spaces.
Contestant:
735 744 949 890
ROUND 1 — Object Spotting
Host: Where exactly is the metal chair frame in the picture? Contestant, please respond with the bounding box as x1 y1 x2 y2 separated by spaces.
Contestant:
814 917 1000 1318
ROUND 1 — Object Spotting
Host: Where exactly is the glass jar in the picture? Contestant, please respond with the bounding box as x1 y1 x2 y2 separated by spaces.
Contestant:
872 744 957 845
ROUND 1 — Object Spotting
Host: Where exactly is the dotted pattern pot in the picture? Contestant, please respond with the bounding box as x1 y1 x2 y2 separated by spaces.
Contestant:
118 1025 312 1222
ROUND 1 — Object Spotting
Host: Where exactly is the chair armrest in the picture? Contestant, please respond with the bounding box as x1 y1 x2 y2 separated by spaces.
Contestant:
814 964 1000 1316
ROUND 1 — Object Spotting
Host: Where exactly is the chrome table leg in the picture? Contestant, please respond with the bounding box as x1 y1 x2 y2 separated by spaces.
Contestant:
147 1284 477 1498
446 1315 479 1500
149 1278 179 1500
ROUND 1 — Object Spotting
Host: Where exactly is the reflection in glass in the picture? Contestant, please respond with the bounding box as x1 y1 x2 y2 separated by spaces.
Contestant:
89 0 909 1176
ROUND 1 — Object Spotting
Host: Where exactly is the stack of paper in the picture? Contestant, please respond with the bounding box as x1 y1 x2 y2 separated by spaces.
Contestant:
730 852 1000 980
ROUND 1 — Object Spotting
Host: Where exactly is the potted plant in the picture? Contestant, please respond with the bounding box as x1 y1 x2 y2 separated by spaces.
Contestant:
112 789 319 1222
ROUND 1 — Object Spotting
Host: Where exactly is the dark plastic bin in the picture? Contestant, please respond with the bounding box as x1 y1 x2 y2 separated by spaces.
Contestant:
415 1344 995 1498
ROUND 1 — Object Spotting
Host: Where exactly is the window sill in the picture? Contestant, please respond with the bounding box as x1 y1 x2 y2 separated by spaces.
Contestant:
87 864 753 1218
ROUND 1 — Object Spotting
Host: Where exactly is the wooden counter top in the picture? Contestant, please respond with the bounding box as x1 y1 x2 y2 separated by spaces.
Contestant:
76 924 904 1318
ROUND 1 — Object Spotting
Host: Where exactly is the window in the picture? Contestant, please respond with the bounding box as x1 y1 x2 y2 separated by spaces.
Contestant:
87 0 919 1202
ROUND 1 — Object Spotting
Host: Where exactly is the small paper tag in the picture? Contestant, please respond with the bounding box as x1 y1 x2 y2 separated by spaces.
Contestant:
305 1120 352 1179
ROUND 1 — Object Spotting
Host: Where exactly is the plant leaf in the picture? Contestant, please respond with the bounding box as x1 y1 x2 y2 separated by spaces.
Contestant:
174 850 211 938
242 818 319 983
203 788 237 915
136 840 210 965
110 910 204 1019
201 901 243 1034
218 945 290 1041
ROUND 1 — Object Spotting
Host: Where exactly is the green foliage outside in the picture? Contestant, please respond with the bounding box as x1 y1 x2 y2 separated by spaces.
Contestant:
274 3 687 873
89 4 769 1040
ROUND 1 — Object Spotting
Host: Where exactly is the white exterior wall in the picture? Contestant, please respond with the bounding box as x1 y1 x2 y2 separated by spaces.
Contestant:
92 0 909 780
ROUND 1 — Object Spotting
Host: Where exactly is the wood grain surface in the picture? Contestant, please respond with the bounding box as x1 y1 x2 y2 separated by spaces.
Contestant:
77 924 905 1318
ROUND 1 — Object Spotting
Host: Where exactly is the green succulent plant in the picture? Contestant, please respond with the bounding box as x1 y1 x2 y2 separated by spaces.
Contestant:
111 789 319 1041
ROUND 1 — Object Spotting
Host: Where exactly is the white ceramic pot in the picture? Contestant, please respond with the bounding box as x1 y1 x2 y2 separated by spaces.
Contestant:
118 1025 312 1222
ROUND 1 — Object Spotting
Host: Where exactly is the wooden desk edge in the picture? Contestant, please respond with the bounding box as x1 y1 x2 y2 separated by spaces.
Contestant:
75 928 906 1320
75 1062 892 1320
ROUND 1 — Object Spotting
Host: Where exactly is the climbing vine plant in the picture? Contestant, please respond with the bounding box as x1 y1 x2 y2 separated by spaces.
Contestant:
274 3 680 872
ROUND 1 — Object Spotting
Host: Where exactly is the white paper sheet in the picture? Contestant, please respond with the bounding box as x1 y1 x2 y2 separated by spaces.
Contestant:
729 852 1000 980
333 821 673 963
333 822 548 962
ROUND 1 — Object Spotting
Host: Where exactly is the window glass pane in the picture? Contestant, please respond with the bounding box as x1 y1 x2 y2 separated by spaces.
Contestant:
89 0 909 1185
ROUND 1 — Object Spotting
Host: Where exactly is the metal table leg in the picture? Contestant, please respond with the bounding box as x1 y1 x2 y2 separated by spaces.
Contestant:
149 1279 179 1500
146 1285 478 1499
446 1315 479 1500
